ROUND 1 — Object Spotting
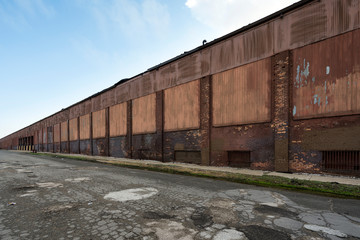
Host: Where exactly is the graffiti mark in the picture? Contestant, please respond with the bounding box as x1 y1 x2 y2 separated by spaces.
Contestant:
326 66 330 75
312 94 321 106
293 106 297 116
295 59 310 88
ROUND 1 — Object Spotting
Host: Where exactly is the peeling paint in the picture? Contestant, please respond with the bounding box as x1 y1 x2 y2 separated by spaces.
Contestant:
326 66 330 75
293 106 297 116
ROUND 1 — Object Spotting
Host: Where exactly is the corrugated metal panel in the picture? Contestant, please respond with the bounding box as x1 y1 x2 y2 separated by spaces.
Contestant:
53 124 60 143
79 114 90 140
212 58 271 126
109 102 127 137
42 128 47 144
61 121 68 142
164 80 200 131
92 109 106 139
292 29 360 119
69 118 78 141
132 93 156 134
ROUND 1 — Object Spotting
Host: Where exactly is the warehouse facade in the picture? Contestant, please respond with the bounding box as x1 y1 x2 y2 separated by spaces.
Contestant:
1 0 360 175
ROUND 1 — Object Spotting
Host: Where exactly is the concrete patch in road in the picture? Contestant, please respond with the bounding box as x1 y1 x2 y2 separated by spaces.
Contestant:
65 177 91 183
304 224 347 238
213 229 248 240
274 217 303 231
145 220 196 240
36 182 63 188
104 187 158 202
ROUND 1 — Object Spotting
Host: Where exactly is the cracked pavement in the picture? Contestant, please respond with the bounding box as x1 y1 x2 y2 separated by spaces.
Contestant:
0 150 359 240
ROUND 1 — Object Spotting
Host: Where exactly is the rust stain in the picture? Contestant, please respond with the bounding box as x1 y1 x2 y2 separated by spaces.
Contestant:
53 124 60 143
290 2 327 46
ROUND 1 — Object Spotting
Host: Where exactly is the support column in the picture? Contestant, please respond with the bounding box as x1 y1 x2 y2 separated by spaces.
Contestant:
155 91 164 162
77 117 80 154
126 100 133 158
200 76 212 166
272 51 291 172
67 120 70 153
90 112 93 156
105 107 110 157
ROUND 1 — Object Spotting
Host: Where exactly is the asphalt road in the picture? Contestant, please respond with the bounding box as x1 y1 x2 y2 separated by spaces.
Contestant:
0 150 359 240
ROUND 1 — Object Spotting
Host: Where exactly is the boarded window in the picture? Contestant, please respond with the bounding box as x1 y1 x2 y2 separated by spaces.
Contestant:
212 58 271 126
69 118 78 141
80 114 90 140
175 151 201 164
292 31 360 119
54 124 60 143
61 121 68 142
164 80 200 131
132 94 156 134
228 151 251 168
92 109 106 139
110 102 127 137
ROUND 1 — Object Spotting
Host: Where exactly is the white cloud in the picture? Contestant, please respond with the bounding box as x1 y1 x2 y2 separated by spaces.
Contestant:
185 0 299 35
0 0 54 30
86 0 170 38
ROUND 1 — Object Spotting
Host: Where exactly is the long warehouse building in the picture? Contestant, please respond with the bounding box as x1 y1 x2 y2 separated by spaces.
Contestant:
1 0 360 176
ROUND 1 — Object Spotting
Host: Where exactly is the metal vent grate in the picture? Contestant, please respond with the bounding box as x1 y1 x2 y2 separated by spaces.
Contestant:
322 151 360 173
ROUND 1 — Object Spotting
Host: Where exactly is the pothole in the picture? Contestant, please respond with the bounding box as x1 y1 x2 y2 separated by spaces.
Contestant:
104 187 158 202
240 225 291 240
254 205 297 218
191 207 213 228
13 185 37 192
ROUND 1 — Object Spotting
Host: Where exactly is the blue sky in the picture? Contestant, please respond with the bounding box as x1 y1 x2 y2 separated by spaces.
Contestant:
0 0 298 138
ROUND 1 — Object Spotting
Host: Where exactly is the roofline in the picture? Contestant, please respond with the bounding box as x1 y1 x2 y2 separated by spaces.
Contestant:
1 0 315 140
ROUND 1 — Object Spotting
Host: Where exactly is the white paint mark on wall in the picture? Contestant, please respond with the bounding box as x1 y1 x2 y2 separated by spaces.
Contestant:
65 177 91 183
292 106 296 116
104 187 158 202
326 66 330 75
304 224 347 238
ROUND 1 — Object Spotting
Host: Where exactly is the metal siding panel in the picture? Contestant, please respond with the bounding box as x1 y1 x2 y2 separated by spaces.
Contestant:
164 80 200 131
80 114 90 140
69 118 78 141
292 29 360 119
61 121 68 142
109 102 127 137
53 124 60 143
132 93 156 134
212 58 271 126
92 109 106 139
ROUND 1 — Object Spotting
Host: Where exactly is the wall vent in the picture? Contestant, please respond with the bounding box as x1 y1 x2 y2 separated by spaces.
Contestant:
322 151 360 173
228 151 251 168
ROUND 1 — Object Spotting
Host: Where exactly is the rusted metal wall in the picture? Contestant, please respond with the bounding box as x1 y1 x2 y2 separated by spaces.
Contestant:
69 118 78 141
1 0 360 175
54 124 60 143
61 121 68 142
92 109 106 139
292 29 360 119
164 80 200 131
132 93 156 134
109 102 127 137
212 58 271 126
79 114 90 140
